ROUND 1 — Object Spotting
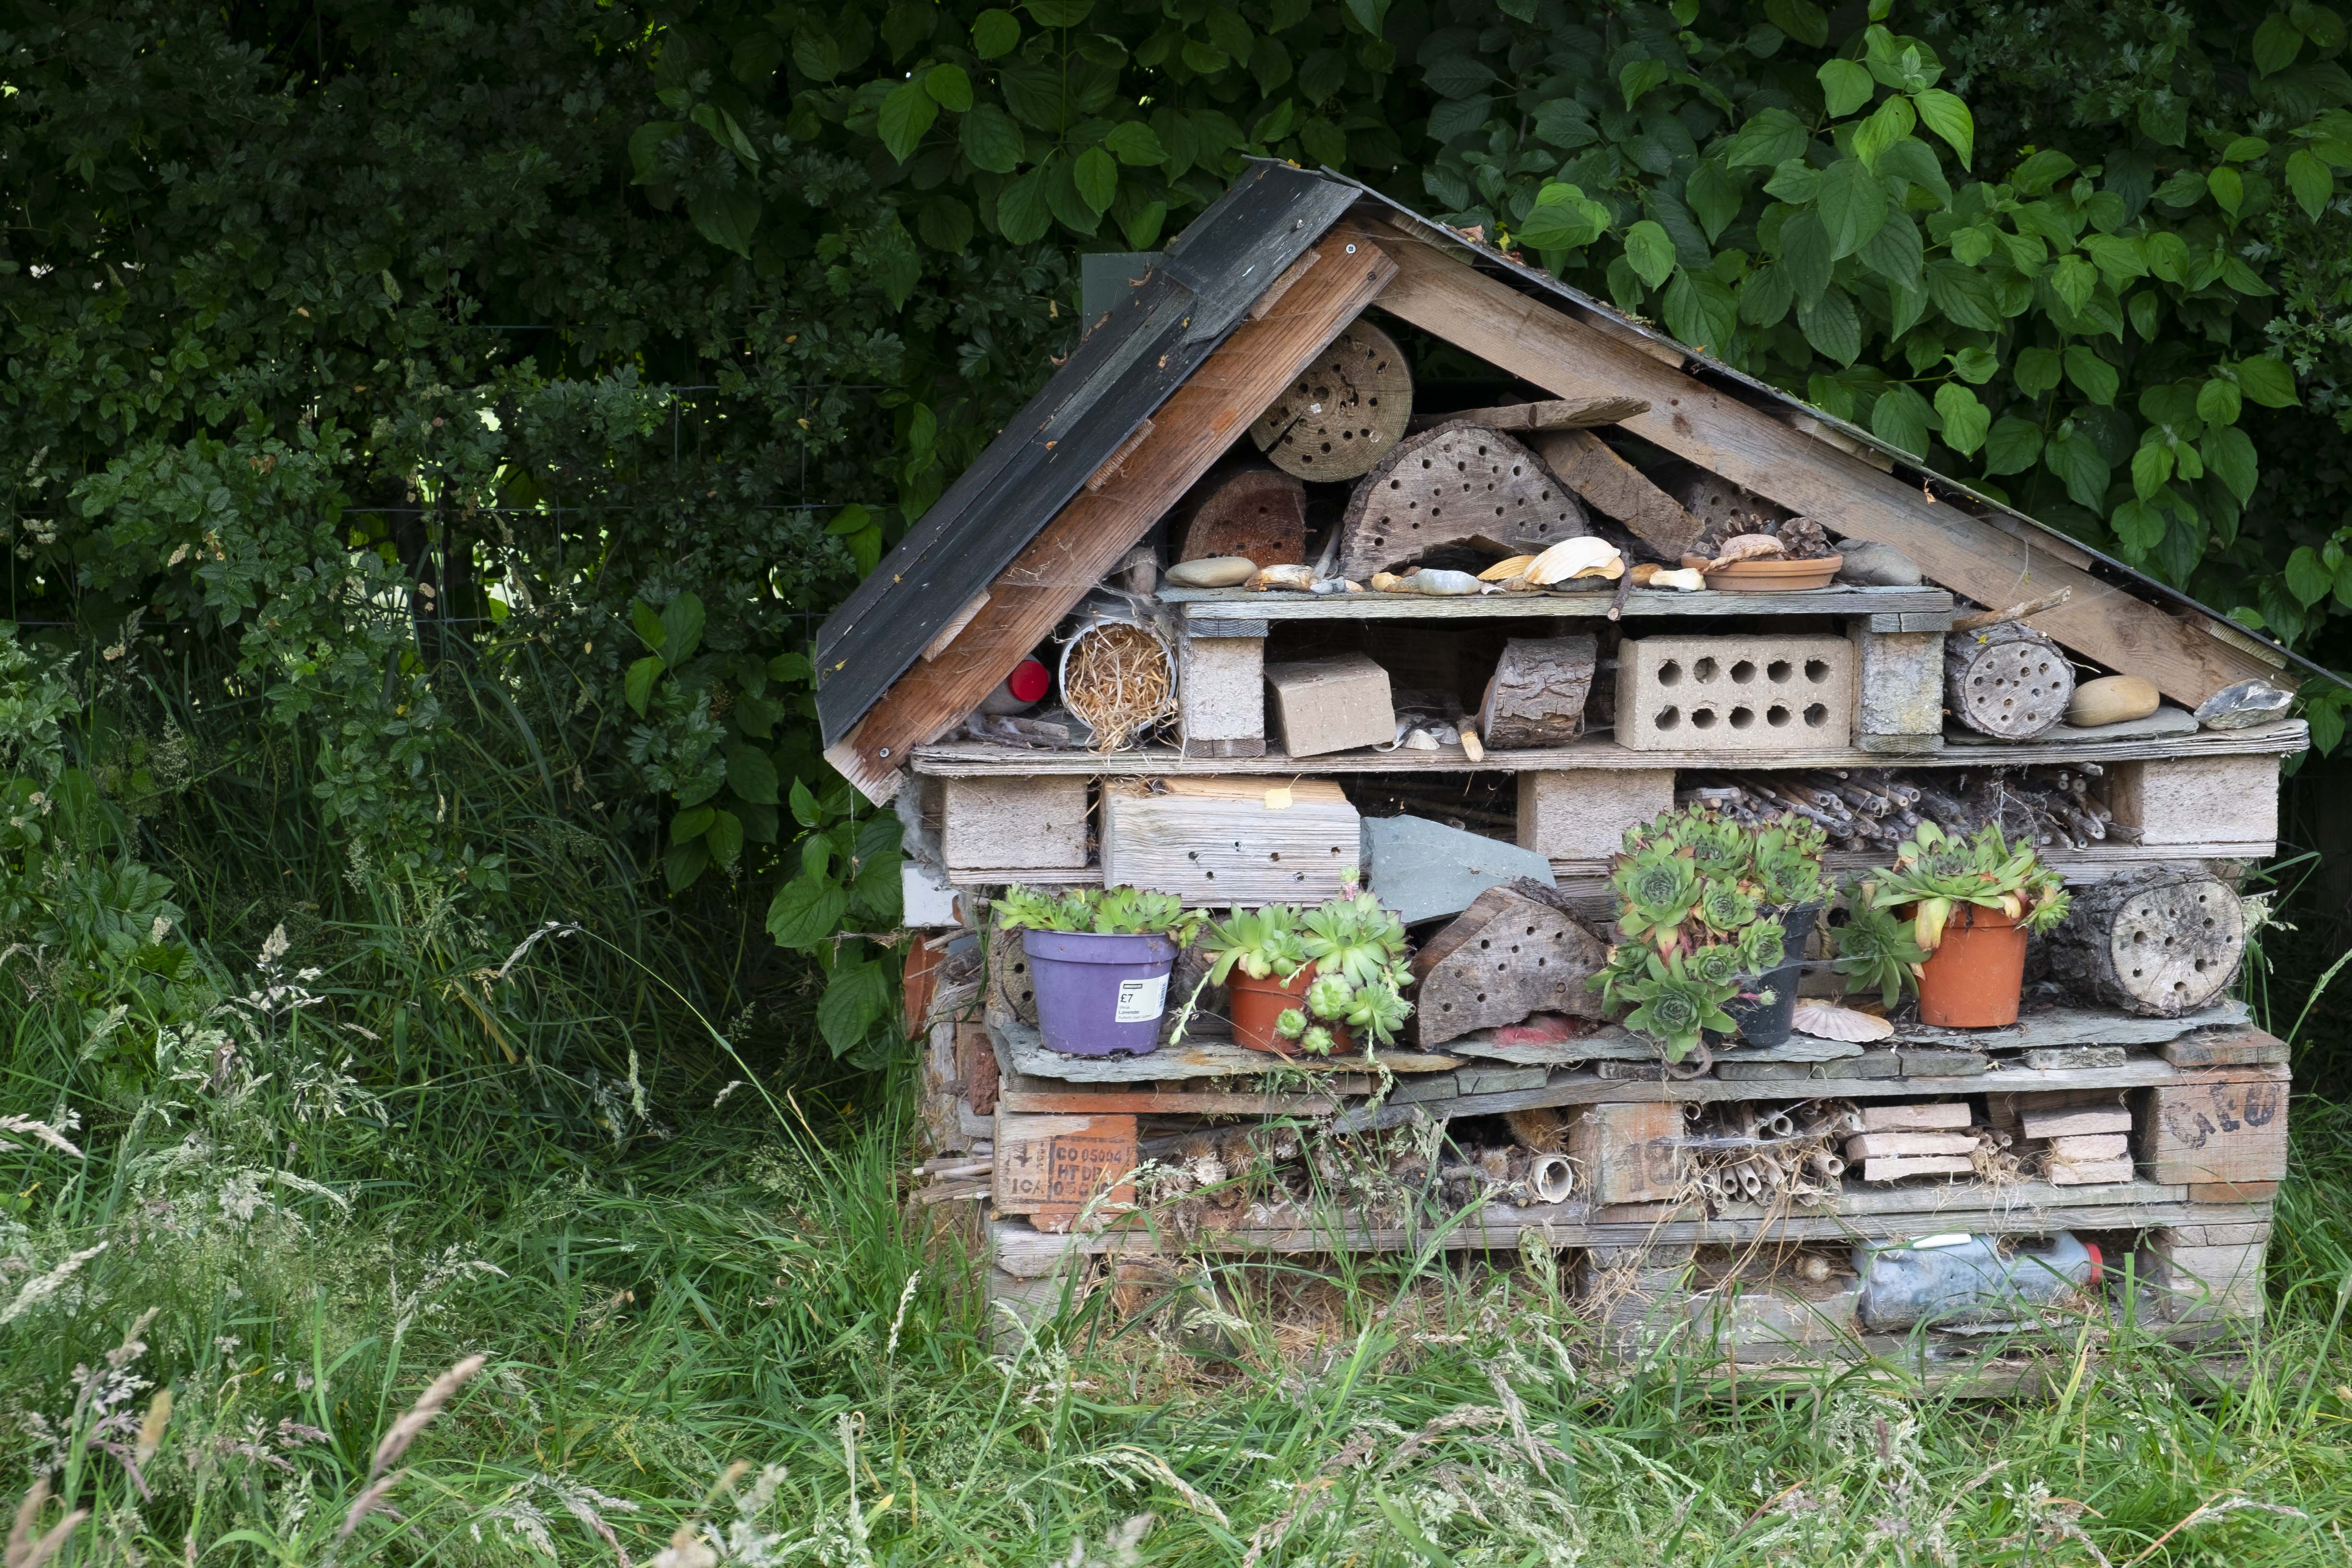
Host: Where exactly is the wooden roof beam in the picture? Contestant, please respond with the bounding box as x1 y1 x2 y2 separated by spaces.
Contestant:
1371 235 2279 707
827 225 1399 803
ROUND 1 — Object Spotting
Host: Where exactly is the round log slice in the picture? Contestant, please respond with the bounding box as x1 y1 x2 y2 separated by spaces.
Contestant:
1335 420 1591 581
987 931 1038 1025
1250 319 1414 480
1945 622 2075 740
2043 867 2246 1017
1176 466 1306 565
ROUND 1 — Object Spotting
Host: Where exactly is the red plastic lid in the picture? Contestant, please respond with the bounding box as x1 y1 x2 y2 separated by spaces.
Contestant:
1006 657 1051 704
2083 1241 2103 1288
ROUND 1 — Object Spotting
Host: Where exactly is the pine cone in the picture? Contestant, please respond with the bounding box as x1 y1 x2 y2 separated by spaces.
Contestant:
1774 515 1834 560
1691 511 1781 558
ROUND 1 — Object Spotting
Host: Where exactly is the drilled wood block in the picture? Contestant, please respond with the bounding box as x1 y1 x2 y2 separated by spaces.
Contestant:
943 775 1090 874
1411 885 1609 1048
1177 635 1266 755
1099 777 1359 905
2108 755 2281 850
1264 652 1394 757
1517 769 1676 858
1568 1102 1688 1206
2134 1070 2289 1186
1615 635 1853 752
1335 421 1590 579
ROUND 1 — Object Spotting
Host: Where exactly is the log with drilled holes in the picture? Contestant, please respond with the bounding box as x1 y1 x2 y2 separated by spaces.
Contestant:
1335 421 1591 580
1479 634 1599 749
1176 465 1307 566
2044 867 2247 1017
1250 318 1414 480
1945 621 2076 740
1411 884 1610 1048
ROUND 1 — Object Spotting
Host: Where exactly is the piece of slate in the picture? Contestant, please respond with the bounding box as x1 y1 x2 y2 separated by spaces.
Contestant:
1945 706 2198 746
1456 1065 1551 1095
1718 1050 1902 1082
1721 1034 1865 1063
2020 1045 2129 1070
1893 1000 2245 1054
1443 1022 1658 1065
1898 1048 1991 1077
1363 814 1558 926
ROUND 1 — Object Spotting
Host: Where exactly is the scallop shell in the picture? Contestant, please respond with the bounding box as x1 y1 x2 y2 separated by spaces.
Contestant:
1246 563 1317 592
1479 554 1538 581
1519 537 1625 586
1791 1001 1896 1041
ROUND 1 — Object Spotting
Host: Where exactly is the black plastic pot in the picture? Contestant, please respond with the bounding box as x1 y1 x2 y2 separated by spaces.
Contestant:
1723 902 1821 1050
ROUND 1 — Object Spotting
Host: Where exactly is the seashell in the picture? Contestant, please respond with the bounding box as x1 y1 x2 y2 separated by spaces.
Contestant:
1707 534 1789 568
1401 728 1440 750
1430 723 1460 745
1479 554 1537 581
1246 563 1317 592
2194 678 2295 731
1309 576 1347 595
2066 674 2160 728
1341 580 1364 592
1164 555 1257 588
1404 569 1492 595
1518 537 1624 586
1630 563 1706 591
1369 572 1409 593
1791 1001 1896 1041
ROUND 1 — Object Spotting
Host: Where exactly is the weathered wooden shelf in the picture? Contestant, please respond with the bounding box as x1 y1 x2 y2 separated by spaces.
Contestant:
990 1015 1460 1083
912 719 2308 778
1160 583 1953 624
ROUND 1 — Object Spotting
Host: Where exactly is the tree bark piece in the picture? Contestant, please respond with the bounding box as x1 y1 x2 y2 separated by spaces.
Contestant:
1335 420 1590 580
1945 621 2075 739
1479 634 1598 749
1411 885 1609 1048
1532 430 1707 559
1250 318 1414 480
2044 867 2247 1017
1176 465 1307 565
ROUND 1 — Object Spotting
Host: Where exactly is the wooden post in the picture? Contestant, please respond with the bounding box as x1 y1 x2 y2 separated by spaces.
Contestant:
1568 1102 1688 1205
1529 429 1706 559
2133 1067 2289 1186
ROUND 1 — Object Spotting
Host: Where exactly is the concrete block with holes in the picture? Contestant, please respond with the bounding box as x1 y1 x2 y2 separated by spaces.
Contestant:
1614 635 1854 752
942 775 1090 875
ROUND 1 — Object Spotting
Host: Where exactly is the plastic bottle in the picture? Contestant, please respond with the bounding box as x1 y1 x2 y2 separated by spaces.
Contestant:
1853 1231 2103 1331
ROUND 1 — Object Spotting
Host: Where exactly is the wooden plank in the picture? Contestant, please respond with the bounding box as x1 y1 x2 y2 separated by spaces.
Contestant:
1568 1102 1687 1205
1370 235 2282 707
993 1113 1138 1231
1164 583 1953 620
910 720 2308 779
990 1016 1456 1083
2135 1068 2290 1186
1410 393 1651 431
828 226 1397 802
1531 429 1706 558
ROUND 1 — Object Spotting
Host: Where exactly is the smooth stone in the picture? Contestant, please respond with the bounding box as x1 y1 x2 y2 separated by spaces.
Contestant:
1948 706 2197 745
2019 1045 2129 1070
1898 1047 1992 1077
2195 679 2296 730
2066 674 2160 728
1164 555 1256 588
1835 542 1924 586
1363 814 1558 926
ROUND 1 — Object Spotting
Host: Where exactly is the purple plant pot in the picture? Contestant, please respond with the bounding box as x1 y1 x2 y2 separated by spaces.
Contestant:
1023 928 1179 1057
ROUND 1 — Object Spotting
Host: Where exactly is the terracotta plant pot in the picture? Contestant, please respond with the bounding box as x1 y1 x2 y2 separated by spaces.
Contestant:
1227 964 1352 1054
1914 903 2029 1028
1700 552 1844 592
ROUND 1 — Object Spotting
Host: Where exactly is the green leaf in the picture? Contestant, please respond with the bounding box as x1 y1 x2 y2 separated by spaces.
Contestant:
2131 440 2174 501
2288 545 2333 605
2128 290 2162 341
960 104 1024 173
625 656 662 717
1727 107 1810 168
1948 346 1998 383
1857 211 1922 288
1816 158 1889 257
1852 95 1915 166
794 27 842 82
973 8 1021 57
1925 258 2000 330
631 599 666 650
923 63 973 111
2079 233 2147 286
917 194 974 251
789 776 820 828
1620 58 1670 110
2208 164 2244 216
1686 160 1740 241
2050 254 2097 314
1983 415 2044 476
1623 220 1677 288
1024 0 1093 24
996 166 1054 243
2064 345 2119 405
1738 263 1796 326
661 592 705 666
1344 0 1390 38
2204 424 2259 502
2140 93 2188 148
767 872 849 949
2143 230 2191 283
2014 346 2062 395
2196 379 2243 426
2010 148 2077 195
1103 120 1164 165
1818 58 1874 118
671 804 716 843
2255 12 2305 75
687 184 760 257
1765 0 1829 48
1911 88 1973 168
1072 146 1118 214
663 838 710 893
1871 380 1932 456
770 652 813 686
1661 270 1737 355
706 808 745 868
1934 383 1989 454
1123 200 1168 249
2109 497 2167 552
628 121 686 184
2043 426 2111 508
1780 210 1834 304
2235 355 2301 407
2287 147 2335 218
877 81 939 162
1519 184 1610 249
817 958 896 1055
1799 288 1862 365
725 744 780 805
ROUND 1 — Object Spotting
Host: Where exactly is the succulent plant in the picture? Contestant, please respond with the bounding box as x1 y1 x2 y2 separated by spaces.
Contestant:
995 883 1203 942
1827 879 1931 1006
1750 818 1828 907
1300 885 1411 987
1732 917 1786 977
1609 949 1740 1063
1684 942 1746 989
1612 843 1702 948
1697 877 1760 936
1299 1024 1337 1055
1274 1007 1309 1039
1341 980 1414 1046
1872 821 2071 950
1201 905 1309 984
1305 969 1356 1019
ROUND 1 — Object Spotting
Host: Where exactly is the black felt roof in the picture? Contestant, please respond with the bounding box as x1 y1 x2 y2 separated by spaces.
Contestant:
813 160 1360 745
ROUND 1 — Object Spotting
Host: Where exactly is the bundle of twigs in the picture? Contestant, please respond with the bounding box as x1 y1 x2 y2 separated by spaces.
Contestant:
1679 765 2126 852
1679 1098 1858 1209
